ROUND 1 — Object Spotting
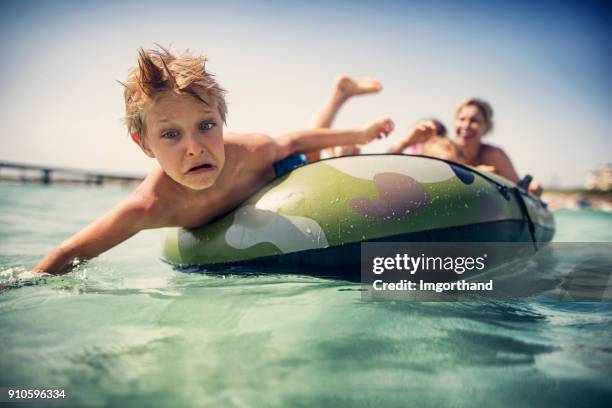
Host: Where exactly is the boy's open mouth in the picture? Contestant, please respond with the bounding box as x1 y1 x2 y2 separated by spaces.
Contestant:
186 163 215 175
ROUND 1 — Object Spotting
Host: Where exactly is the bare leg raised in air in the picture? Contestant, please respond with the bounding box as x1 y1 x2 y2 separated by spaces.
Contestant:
306 76 382 161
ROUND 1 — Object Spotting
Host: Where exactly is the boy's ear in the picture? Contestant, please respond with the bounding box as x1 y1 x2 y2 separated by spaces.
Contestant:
131 132 155 158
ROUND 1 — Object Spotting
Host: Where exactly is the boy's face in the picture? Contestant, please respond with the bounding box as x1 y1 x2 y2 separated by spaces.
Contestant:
140 91 225 190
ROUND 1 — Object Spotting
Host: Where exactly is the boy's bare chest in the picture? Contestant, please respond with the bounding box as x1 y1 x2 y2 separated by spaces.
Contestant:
174 163 276 228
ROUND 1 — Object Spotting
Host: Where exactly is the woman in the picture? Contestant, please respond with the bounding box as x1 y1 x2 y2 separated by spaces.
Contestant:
390 98 542 195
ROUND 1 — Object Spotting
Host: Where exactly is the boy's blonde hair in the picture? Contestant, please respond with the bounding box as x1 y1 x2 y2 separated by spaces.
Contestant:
421 136 464 162
123 46 227 140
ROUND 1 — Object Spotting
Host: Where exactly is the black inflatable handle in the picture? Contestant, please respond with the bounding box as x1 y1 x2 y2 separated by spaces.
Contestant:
518 174 533 191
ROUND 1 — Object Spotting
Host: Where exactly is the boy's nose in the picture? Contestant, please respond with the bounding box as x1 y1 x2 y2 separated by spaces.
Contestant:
186 135 205 156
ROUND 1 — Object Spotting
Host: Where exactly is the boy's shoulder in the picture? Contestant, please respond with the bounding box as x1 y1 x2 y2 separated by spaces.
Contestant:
224 132 278 165
130 169 164 211
125 168 190 227
225 132 275 152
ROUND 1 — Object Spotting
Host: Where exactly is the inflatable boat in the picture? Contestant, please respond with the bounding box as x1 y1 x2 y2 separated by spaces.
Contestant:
162 154 555 269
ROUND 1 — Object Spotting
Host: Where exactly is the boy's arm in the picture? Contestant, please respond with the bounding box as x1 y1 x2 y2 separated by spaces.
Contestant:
33 198 150 275
274 118 394 161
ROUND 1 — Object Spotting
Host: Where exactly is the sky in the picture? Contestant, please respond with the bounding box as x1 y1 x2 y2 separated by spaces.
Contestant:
0 0 610 187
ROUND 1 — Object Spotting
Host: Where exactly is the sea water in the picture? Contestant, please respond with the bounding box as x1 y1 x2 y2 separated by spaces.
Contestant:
0 183 610 407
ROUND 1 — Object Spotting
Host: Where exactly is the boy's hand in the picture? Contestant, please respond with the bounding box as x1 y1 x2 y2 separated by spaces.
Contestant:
33 196 151 275
360 118 394 144
403 120 439 146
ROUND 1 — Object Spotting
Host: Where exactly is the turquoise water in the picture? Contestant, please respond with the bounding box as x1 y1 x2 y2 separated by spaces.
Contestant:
0 183 611 407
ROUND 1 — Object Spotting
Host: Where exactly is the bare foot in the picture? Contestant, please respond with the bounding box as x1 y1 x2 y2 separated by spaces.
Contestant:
335 75 382 98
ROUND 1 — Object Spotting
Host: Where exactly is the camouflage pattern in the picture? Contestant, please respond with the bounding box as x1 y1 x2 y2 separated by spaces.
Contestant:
163 155 555 266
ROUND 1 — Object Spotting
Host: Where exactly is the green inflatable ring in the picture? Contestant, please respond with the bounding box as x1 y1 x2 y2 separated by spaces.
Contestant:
163 154 555 269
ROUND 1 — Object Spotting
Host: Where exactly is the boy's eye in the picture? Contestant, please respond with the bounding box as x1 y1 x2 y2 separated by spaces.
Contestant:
162 130 178 139
200 122 215 131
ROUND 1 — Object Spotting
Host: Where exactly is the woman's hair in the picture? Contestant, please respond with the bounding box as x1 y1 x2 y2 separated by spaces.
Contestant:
456 98 494 133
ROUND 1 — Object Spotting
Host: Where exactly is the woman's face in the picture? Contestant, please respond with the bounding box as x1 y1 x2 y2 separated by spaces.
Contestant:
455 105 489 147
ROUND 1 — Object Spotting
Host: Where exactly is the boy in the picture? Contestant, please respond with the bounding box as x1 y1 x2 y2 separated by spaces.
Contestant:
34 47 394 275
420 135 464 162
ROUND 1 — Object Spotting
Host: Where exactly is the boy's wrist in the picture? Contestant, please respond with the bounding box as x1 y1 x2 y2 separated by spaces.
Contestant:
356 128 367 144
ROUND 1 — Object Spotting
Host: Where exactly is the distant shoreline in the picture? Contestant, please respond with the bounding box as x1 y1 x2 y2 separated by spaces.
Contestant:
0 177 141 188
542 190 611 212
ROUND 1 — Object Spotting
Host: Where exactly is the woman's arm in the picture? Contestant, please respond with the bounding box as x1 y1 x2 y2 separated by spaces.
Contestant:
481 146 520 183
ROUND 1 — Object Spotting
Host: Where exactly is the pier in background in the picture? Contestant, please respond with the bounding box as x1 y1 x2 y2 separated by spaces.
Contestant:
0 161 144 186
